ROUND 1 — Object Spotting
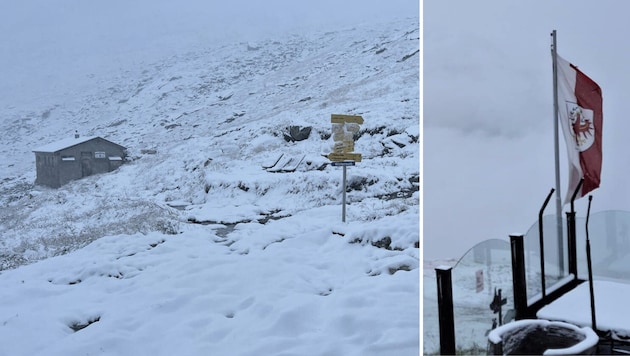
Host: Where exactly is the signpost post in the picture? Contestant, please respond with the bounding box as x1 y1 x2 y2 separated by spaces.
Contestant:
328 114 363 222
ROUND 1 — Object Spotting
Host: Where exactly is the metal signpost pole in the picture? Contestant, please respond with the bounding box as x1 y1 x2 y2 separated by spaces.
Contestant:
342 165 347 222
328 114 363 222
329 114 363 223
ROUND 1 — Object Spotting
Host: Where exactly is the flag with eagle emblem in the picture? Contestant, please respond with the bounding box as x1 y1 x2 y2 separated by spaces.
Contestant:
556 54 603 204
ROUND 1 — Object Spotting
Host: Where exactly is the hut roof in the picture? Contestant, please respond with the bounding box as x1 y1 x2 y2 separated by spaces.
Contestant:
33 136 124 153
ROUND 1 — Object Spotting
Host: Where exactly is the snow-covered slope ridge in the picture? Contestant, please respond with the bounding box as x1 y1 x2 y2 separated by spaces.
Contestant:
0 18 419 269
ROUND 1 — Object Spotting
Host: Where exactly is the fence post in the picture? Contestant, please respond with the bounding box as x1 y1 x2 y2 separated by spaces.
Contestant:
567 178 583 278
510 234 528 320
566 211 577 277
436 266 456 355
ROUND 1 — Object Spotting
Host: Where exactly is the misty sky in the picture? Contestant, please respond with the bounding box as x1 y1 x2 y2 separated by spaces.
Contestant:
424 1 630 259
0 0 418 107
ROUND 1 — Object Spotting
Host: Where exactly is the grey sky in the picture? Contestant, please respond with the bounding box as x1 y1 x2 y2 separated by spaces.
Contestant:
425 0 630 137
424 0 630 258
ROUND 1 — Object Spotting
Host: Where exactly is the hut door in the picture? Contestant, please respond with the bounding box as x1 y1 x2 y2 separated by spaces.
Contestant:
81 152 93 177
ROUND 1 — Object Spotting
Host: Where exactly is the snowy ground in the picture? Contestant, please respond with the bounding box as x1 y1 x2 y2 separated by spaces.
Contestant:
0 210 419 356
0 6 419 356
538 279 630 338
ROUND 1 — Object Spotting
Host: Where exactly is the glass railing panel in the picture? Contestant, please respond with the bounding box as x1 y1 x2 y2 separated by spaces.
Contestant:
450 239 513 353
522 214 569 304
575 211 630 281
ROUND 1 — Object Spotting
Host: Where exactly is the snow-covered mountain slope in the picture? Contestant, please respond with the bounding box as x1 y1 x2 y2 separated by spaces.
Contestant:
0 18 419 268
0 16 419 355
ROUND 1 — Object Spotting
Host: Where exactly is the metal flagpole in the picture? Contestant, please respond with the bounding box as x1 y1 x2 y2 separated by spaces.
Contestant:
551 30 565 275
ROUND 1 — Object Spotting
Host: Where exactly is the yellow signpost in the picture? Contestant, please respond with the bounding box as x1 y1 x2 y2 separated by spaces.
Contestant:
330 114 364 124
327 153 362 162
329 114 363 162
329 114 364 222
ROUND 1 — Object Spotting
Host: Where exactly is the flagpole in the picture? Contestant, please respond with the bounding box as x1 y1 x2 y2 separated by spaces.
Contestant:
551 30 565 276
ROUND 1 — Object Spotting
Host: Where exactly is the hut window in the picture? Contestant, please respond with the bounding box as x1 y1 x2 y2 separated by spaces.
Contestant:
62 156 75 161
95 152 106 159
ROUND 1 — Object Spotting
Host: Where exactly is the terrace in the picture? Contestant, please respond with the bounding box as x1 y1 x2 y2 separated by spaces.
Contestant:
430 209 630 355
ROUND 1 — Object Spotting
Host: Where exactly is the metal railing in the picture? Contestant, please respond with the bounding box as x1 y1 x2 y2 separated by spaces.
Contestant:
432 198 630 354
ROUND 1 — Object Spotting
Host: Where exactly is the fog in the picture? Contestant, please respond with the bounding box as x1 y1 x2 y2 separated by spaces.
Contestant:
424 0 630 259
0 0 418 107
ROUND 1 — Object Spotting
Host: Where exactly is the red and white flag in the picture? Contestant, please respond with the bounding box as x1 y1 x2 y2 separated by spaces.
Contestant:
556 55 603 203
